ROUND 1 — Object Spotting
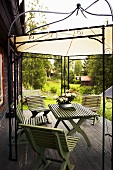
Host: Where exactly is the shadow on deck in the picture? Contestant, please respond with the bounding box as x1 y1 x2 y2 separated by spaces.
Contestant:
0 110 112 170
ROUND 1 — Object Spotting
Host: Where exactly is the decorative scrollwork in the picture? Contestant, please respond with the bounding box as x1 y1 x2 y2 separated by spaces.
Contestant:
77 30 83 35
105 48 111 54
29 34 34 40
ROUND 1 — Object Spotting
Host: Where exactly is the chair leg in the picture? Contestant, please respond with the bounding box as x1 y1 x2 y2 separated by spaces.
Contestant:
60 153 74 170
43 110 52 124
32 149 51 170
92 116 100 125
60 161 74 170
60 161 67 170
31 111 39 118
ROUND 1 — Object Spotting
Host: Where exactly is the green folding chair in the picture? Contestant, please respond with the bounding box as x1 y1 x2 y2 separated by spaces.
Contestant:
19 123 79 170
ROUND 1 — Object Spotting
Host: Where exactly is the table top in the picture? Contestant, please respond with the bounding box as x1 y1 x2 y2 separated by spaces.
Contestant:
48 103 99 120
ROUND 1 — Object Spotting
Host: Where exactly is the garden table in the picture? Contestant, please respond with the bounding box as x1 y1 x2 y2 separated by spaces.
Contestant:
48 103 99 147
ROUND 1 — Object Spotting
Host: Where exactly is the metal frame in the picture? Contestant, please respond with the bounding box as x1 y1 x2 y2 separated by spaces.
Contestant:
7 10 113 170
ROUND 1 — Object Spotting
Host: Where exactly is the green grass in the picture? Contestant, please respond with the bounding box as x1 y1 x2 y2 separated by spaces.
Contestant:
21 103 29 110
43 80 61 95
43 81 80 95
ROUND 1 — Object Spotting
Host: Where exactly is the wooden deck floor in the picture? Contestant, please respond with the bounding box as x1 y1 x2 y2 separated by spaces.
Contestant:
0 110 112 170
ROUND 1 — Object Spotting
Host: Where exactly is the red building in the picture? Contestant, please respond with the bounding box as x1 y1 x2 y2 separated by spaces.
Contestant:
80 76 92 86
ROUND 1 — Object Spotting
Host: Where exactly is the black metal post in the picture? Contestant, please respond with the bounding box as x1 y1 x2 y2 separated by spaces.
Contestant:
14 35 18 161
20 54 23 108
8 37 12 160
64 56 66 93
68 56 69 89
102 25 105 170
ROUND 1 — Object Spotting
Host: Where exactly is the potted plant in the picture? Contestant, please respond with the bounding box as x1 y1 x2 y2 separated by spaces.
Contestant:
56 89 76 108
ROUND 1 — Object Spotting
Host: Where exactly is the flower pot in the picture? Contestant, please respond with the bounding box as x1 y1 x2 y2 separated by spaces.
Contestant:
59 103 72 109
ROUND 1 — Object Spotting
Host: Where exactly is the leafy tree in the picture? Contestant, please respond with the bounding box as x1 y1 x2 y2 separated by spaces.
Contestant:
83 55 113 93
25 0 48 33
69 70 75 83
74 60 82 76
52 56 62 79
22 54 51 89
22 1 52 89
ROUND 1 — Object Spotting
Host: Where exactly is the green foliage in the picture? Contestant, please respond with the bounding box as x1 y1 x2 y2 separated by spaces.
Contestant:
69 70 75 83
22 57 47 89
26 0 48 32
79 86 95 95
74 60 82 76
73 79 81 84
22 54 52 89
83 55 113 93
43 81 61 95
50 87 57 93
98 98 112 121
44 98 56 107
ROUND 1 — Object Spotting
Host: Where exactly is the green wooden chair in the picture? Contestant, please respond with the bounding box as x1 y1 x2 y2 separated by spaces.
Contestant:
16 104 47 125
15 104 48 143
19 123 79 170
82 95 101 125
26 95 51 123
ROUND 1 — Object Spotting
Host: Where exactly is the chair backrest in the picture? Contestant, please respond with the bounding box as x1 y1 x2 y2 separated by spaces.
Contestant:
82 95 101 112
26 95 46 111
19 123 70 152
23 89 42 97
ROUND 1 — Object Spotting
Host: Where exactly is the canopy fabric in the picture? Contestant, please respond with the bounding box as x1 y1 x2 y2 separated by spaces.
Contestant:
10 24 113 56
101 86 113 99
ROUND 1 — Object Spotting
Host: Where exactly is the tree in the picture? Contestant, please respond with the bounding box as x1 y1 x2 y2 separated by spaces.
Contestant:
22 54 52 89
53 56 62 79
74 60 82 76
25 0 48 33
22 1 52 89
83 55 113 93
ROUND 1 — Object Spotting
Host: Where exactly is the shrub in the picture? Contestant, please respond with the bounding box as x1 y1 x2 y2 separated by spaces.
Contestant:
79 86 94 95
73 79 81 84
50 87 57 93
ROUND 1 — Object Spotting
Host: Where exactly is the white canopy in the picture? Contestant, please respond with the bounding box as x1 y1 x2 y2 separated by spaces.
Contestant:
10 24 113 56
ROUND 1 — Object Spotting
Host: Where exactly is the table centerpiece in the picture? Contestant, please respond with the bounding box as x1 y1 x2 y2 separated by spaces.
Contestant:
56 89 76 109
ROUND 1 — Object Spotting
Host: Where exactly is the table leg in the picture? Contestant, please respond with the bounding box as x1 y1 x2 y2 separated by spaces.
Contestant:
54 120 60 128
62 120 70 131
68 119 91 147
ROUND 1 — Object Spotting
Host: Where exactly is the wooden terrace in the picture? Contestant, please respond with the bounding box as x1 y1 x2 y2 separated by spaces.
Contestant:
0 110 112 170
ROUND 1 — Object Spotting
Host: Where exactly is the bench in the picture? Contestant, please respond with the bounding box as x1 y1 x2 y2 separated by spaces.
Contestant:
26 95 51 123
19 123 79 170
82 95 101 125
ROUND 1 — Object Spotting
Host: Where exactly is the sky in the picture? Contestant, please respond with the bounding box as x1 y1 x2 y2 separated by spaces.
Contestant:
25 0 113 31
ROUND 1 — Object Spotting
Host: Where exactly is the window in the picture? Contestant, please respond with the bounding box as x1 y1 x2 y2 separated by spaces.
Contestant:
0 49 3 105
